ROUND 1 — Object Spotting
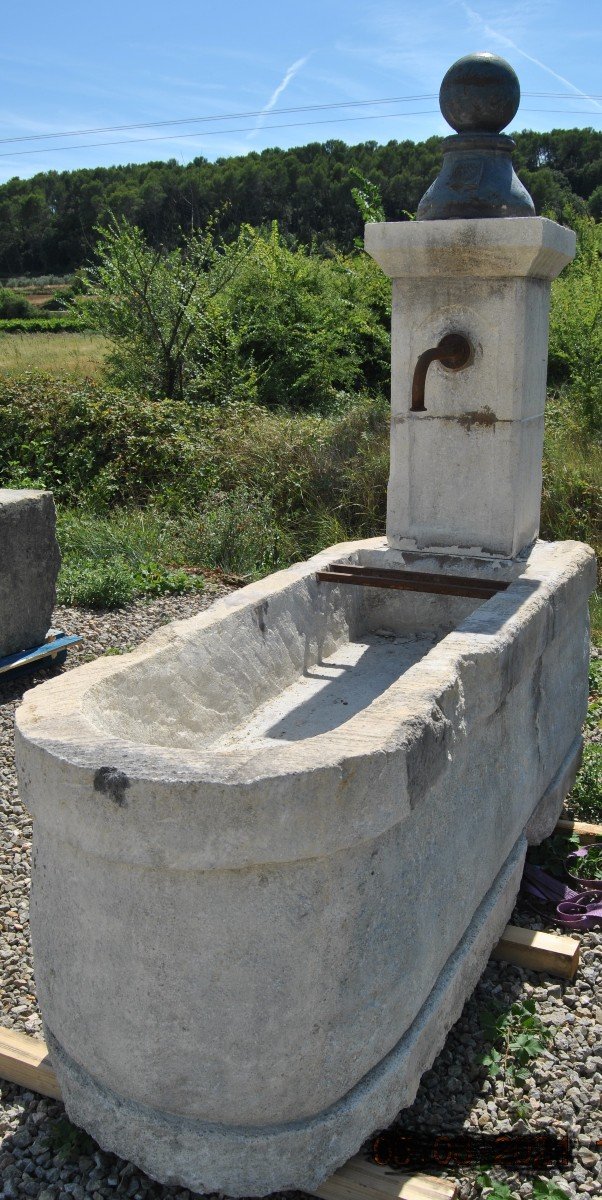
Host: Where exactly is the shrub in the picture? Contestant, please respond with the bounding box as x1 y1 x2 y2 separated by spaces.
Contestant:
41 293 70 311
0 316 87 332
80 217 390 410
219 224 390 409
80 217 253 403
548 212 602 430
0 287 36 319
0 376 217 507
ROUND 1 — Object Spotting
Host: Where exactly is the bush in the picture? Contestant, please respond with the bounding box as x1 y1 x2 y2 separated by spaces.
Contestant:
5 274 73 289
81 217 253 404
41 294 70 311
0 287 36 319
548 212 602 430
219 224 390 409
0 316 87 332
0 376 217 507
80 217 390 410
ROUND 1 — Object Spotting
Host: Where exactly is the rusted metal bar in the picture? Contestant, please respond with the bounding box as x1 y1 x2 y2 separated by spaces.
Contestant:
324 562 509 592
316 570 503 600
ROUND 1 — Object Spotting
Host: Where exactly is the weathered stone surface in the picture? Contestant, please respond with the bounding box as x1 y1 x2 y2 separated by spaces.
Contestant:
44 837 524 1196
0 489 61 657
524 736 582 845
364 218 576 559
14 534 595 1195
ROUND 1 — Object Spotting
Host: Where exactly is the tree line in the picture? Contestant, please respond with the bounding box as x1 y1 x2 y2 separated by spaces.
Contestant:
0 126 600 276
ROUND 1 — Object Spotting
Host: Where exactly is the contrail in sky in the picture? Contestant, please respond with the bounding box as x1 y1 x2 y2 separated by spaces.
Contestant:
461 3 602 111
250 55 310 136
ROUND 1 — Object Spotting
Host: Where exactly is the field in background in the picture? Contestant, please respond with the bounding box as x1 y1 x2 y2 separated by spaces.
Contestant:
0 332 108 379
2 275 73 305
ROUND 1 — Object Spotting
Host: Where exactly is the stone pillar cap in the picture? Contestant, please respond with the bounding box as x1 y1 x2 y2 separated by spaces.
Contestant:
365 215 575 279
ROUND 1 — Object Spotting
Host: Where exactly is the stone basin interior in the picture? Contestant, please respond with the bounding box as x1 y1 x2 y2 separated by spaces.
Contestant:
84 548 517 755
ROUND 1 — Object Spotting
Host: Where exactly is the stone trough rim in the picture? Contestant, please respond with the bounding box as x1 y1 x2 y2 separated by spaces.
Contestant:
14 535 596 872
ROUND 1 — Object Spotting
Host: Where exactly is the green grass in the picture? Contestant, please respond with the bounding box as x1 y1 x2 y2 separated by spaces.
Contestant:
568 744 602 822
0 332 108 379
541 393 601 641
57 509 207 608
562 658 602 823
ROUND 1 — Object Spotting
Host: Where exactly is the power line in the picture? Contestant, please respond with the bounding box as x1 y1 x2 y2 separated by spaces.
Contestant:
528 92 602 99
0 89 600 149
0 108 599 163
0 106 600 161
0 95 439 147
0 110 438 158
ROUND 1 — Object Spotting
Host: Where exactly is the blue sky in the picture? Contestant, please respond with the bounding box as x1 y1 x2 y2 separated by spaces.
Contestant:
1 0 600 183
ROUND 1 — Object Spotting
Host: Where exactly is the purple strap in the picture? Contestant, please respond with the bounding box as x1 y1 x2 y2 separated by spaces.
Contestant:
521 859 602 930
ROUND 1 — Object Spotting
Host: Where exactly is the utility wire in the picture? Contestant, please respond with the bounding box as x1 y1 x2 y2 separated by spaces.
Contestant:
0 89 601 148
0 110 438 158
0 107 600 160
0 95 439 146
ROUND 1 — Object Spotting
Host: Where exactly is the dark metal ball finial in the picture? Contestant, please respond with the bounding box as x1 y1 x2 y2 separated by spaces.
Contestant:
415 49 534 219
439 51 520 134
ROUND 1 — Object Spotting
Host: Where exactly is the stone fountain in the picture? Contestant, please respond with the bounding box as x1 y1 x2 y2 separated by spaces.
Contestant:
15 53 596 1198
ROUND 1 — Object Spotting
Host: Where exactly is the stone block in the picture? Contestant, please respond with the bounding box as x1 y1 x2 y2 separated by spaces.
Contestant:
0 489 60 657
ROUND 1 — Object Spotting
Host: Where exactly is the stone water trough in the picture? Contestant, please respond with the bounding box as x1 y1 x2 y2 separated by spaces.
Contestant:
14 53 597 1198
15 536 594 1195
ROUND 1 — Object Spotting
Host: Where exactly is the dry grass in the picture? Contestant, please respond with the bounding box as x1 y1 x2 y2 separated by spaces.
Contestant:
24 291 64 308
0 332 109 380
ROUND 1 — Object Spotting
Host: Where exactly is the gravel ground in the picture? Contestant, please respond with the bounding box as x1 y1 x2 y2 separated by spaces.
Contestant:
1 592 600 1200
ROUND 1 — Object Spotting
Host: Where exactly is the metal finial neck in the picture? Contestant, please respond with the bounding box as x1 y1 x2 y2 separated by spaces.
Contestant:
416 51 535 221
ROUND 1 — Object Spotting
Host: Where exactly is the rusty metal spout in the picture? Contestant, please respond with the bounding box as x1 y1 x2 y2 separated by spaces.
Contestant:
411 333 472 412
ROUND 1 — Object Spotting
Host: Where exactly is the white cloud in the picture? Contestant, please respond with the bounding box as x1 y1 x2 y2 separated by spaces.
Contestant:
248 55 310 137
461 3 602 111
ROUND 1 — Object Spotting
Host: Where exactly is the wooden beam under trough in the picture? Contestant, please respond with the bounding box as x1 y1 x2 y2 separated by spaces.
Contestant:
312 1154 457 1200
0 1026 61 1100
554 818 602 842
491 924 580 980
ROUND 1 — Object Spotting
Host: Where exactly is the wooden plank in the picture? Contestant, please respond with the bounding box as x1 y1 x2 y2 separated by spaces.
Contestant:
0 1027 62 1100
555 818 602 842
491 924 580 980
312 1156 457 1200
